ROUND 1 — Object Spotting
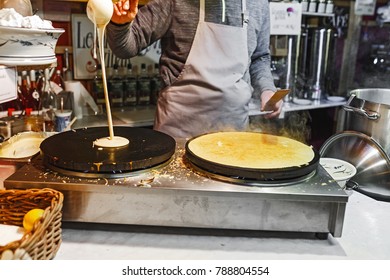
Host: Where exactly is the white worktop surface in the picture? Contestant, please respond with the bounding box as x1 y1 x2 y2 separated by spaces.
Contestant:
55 190 390 260
71 98 346 129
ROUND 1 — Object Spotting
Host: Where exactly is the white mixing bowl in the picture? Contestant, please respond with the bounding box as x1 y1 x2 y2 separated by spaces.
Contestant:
0 25 64 66
320 157 357 188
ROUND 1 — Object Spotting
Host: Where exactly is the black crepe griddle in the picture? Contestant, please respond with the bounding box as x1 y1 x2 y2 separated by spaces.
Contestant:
40 127 176 178
185 134 320 181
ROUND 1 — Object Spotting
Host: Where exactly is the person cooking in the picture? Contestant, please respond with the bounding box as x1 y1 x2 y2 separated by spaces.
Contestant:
107 0 280 138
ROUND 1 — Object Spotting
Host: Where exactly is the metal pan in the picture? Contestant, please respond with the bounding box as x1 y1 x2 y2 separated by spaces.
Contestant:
185 133 320 181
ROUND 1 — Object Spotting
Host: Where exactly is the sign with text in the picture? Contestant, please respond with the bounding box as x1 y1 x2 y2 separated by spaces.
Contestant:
71 14 96 79
0 66 17 105
355 0 376 16
270 3 302 35
71 14 161 79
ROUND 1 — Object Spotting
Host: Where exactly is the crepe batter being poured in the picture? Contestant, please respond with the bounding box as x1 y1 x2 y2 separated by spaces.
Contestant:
86 0 129 148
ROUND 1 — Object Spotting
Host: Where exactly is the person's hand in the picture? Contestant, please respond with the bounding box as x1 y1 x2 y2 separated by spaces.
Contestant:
260 90 283 119
111 0 139 24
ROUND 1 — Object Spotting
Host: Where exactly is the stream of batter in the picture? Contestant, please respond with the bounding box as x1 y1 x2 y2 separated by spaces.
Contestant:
87 0 129 148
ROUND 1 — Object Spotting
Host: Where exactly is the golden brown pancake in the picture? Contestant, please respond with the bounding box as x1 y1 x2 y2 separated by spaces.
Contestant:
187 132 314 169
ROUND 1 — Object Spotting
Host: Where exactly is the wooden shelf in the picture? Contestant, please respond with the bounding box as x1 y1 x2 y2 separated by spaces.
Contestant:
302 12 335 17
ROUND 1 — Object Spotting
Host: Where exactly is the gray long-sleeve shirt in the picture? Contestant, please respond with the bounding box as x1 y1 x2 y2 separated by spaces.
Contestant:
106 0 276 96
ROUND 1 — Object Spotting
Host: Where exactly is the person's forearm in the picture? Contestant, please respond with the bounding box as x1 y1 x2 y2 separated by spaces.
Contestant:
250 0 276 94
106 22 138 58
107 0 172 59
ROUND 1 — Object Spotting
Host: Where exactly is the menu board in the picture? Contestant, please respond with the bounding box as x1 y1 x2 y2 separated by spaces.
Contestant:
0 66 17 105
270 2 302 35
355 0 377 16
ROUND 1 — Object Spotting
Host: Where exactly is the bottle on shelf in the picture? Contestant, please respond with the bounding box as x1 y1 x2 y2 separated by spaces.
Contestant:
14 74 25 112
325 0 334 14
123 63 138 106
150 63 161 105
93 64 106 108
28 70 40 111
41 68 57 131
308 0 317 13
51 69 65 93
301 0 309 12
137 63 151 106
108 64 124 107
317 0 326 13
19 70 31 111
119 59 128 77
24 107 44 132
41 69 57 110
36 70 45 109
7 108 15 117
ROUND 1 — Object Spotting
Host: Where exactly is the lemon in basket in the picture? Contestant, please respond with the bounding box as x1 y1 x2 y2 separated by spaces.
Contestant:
23 209 45 232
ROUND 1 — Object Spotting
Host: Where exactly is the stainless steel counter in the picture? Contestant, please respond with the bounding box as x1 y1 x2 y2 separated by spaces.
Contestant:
54 190 390 260
4 139 348 238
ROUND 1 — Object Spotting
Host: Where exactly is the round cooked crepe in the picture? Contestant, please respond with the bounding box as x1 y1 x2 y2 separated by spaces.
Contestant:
187 132 315 169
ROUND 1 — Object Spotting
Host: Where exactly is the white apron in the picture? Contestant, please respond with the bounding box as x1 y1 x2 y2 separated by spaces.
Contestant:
154 0 251 138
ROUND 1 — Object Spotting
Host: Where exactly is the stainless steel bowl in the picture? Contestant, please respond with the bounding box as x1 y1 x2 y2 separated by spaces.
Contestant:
320 131 390 201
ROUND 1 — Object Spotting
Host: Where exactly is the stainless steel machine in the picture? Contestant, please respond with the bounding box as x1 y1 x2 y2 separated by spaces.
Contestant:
4 127 349 238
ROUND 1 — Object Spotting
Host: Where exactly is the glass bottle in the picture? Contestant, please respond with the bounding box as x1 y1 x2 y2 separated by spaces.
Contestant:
41 69 57 110
108 64 124 107
51 69 65 92
317 0 326 13
93 64 106 108
308 0 317 13
14 75 24 111
325 0 334 14
123 63 138 106
150 63 161 105
137 63 150 106
24 107 43 132
301 0 309 12
29 70 40 111
41 69 57 131
36 70 45 111
20 70 31 110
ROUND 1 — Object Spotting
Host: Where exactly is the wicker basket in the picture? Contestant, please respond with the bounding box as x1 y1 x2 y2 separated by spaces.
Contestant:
0 188 63 260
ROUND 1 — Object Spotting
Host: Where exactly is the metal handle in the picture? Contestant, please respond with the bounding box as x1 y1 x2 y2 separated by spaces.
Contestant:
342 94 381 120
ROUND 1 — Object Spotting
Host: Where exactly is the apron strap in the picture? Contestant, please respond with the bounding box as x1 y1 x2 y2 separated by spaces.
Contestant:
242 0 249 26
199 0 205 22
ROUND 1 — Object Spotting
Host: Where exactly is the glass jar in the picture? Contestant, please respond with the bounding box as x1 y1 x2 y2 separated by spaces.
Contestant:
308 0 317 13
317 0 326 13
301 0 309 12
325 0 334 14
